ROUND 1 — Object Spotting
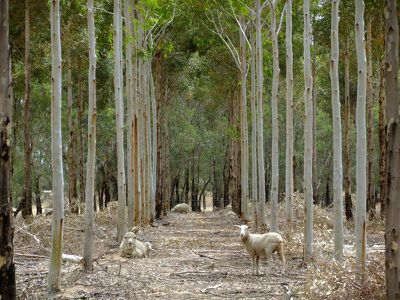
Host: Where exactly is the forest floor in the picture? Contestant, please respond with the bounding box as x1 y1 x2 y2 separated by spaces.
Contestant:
14 194 385 299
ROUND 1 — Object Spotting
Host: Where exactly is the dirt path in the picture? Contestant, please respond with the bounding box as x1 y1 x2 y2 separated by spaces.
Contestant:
16 210 305 299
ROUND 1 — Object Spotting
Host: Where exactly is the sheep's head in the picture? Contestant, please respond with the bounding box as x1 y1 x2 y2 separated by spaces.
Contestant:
235 225 250 241
122 232 137 249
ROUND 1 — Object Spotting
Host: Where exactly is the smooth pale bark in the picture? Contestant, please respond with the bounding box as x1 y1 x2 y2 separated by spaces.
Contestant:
330 0 343 262
48 0 64 292
354 0 367 277
303 0 313 262
0 0 16 297
269 0 279 232
83 0 97 272
125 0 135 229
384 0 400 298
255 0 267 229
366 19 374 217
239 17 249 221
344 38 353 221
285 0 294 239
114 0 126 242
250 21 258 228
150 58 157 218
23 0 32 217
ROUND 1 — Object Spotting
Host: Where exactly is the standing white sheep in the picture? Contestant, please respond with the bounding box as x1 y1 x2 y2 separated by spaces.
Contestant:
119 232 152 258
171 203 191 213
235 225 285 275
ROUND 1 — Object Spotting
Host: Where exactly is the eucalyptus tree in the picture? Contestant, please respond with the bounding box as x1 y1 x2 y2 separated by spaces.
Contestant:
250 18 258 228
114 0 126 242
48 0 64 292
83 0 97 272
384 0 399 297
23 0 32 217
330 0 343 262
354 0 367 277
303 0 313 262
268 0 285 232
285 0 293 238
255 0 267 229
0 0 16 297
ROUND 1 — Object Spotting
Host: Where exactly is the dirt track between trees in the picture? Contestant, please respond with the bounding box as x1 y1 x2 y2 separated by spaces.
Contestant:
16 209 305 299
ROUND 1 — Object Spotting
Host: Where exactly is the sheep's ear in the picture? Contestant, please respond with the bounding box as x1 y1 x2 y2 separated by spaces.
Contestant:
234 225 241 228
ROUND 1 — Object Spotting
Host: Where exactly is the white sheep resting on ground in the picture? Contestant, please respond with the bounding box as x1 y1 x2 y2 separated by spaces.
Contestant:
119 232 152 258
235 225 285 275
171 203 191 213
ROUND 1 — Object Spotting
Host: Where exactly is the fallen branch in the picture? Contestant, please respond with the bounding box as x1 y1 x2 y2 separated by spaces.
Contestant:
189 248 219 260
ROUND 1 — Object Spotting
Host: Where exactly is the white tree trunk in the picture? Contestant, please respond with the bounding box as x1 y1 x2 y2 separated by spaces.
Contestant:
285 0 294 239
354 0 367 277
48 0 64 292
83 0 97 272
303 0 314 262
269 0 280 232
330 0 343 262
114 0 126 242
250 20 258 227
255 0 267 229
239 17 249 221
150 55 157 218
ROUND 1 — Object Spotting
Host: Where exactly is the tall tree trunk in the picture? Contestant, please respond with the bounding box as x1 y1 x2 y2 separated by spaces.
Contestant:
255 0 267 230
366 19 375 218
125 0 135 228
67 53 78 214
378 62 386 219
114 0 126 242
344 38 353 221
0 0 16 296
34 176 42 215
83 0 97 272
269 1 280 232
48 0 64 293
239 17 249 221
285 0 294 239
78 77 85 214
303 0 314 262
250 20 258 228
330 0 343 262
384 0 400 298
23 0 32 217
354 0 367 278
312 51 318 205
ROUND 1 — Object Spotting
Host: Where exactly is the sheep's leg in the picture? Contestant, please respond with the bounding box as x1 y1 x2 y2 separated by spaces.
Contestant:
252 257 255 274
277 244 286 275
255 256 260 275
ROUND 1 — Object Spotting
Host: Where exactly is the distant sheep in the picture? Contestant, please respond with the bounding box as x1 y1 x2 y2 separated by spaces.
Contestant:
235 225 285 275
226 211 238 218
171 203 191 213
120 232 152 258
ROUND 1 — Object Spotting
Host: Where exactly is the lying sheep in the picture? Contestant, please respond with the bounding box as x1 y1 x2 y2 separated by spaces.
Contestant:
235 225 285 275
171 203 191 213
119 232 152 258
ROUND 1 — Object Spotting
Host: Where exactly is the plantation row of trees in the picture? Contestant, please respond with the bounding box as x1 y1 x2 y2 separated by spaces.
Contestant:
0 0 399 298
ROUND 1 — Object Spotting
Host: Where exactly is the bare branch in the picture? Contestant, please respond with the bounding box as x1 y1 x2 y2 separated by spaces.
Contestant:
277 3 286 35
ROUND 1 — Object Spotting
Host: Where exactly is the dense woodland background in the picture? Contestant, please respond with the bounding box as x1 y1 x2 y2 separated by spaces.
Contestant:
0 0 399 299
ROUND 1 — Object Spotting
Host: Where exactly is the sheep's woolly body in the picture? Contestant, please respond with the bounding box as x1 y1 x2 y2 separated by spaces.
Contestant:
236 225 285 275
171 203 191 213
120 232 152 258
